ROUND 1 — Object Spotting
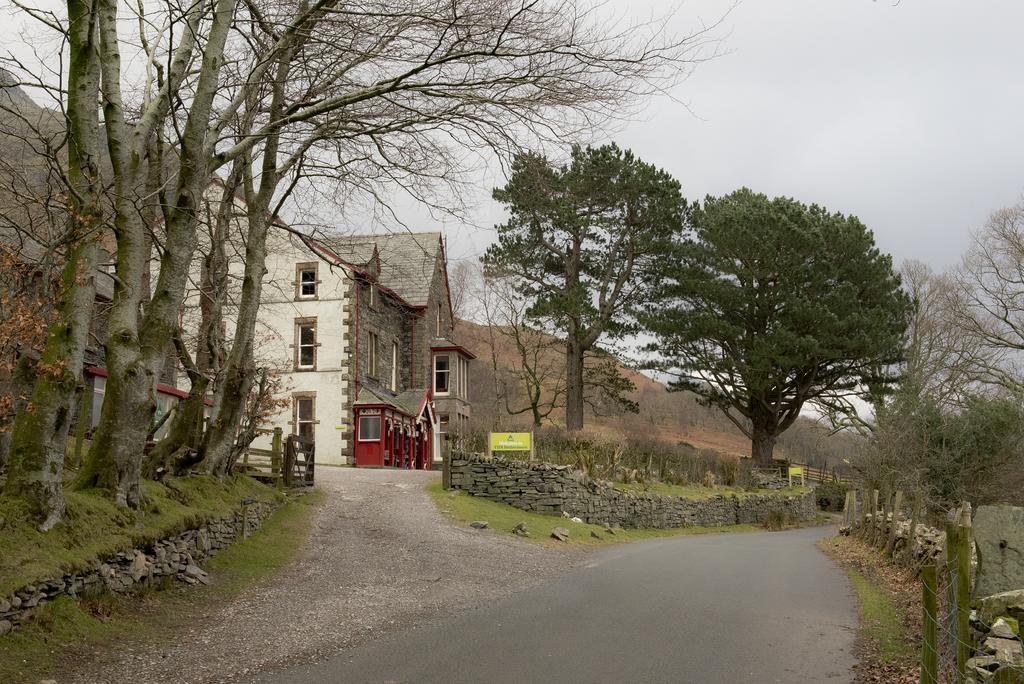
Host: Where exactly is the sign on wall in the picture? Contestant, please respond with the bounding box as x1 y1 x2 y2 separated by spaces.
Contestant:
488 432 532 452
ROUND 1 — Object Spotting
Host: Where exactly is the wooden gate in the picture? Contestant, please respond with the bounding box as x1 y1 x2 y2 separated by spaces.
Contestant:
235 428 315 487
283 434 315 487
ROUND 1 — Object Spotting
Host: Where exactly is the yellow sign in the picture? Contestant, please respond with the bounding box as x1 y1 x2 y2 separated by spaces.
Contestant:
788 466 803 476
489 432 532 452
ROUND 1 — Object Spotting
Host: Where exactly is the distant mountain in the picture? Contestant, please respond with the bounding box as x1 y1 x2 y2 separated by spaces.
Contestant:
455 319 862 466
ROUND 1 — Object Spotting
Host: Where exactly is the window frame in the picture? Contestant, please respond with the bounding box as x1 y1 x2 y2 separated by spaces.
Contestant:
292 392 317 440
391 341 399 391
368 331 379 377
358 414 382 441
433 353 450 395
294 262 320 300
295 318 318 371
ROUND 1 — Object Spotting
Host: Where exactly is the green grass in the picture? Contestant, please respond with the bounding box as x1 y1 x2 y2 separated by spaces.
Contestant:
426 483 761 545
611 481 810 499
819 535 918 666
0 475 278 597
0 487 323 683
847 567 913 662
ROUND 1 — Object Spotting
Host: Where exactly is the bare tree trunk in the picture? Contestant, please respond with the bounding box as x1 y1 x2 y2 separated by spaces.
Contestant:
751 426 778 468
199 213 265 474
4 0 103 528
565 338 585 432
79 0 235 506
6 239 104 525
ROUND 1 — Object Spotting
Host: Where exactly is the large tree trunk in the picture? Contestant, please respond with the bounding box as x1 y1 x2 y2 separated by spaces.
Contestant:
5 239 103 526
3 0 103 528
78 0 235 505
751 425 778 468
200 196 273 475
565 338 585 432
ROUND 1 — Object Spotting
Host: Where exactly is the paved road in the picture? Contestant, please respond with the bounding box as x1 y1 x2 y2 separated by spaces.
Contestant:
259 525 857 684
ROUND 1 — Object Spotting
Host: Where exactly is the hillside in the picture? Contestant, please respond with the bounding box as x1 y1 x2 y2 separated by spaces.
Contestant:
455 319 861 466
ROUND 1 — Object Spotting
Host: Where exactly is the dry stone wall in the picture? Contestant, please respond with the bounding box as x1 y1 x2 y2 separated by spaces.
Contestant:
0 500 279 637
449 455 817 529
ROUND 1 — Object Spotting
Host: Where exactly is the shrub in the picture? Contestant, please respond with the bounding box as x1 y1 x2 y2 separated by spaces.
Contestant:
764 510 793 531
815 480 849 512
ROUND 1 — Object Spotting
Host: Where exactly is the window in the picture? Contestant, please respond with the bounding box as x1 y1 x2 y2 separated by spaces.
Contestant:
153 394 177 440
459 356 469 397
391 341 399 391
368 331 378 377
296 319 317 369
295 262 318 299
435 307 442 336
90 375 106 428
294 394 316 440
369 283 378 308
434 354 450 394
438 414 449 435
358 414 381 441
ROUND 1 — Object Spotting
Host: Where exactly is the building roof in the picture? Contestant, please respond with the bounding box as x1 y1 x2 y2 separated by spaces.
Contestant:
324 232 442 307
353 385 431 419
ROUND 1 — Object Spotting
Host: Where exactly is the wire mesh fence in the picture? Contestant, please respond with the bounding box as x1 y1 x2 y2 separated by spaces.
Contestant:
846 491 1024 684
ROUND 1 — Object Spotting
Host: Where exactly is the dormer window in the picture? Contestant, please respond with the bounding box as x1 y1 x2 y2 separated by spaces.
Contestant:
296 262 318 299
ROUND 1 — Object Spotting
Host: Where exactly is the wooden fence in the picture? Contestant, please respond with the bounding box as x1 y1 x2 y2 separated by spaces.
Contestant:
235 427 315 487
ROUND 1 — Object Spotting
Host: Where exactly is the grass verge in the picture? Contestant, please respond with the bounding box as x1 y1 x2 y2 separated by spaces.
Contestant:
0 488 324 683
0 475 277 597
818 534 919 682
426 482 762 545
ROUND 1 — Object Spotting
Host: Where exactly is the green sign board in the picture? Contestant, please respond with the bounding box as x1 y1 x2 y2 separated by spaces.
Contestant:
489 432 532 452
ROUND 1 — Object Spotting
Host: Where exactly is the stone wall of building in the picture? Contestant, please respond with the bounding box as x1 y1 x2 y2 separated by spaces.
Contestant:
0 500 280 637
449 455 818 529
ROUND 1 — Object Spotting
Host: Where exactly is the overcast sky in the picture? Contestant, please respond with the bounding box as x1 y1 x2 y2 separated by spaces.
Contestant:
5 1 1022 272
414 0 1024 272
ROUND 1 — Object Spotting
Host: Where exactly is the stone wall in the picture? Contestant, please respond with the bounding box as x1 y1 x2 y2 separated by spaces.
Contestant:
449 455 817 529
0 500 279 637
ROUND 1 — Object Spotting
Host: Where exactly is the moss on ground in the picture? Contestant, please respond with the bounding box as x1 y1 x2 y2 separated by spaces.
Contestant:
846 568 912 662
612 481 810 499
0 488 323 683
426 482 761 545
818 534 919 680
0 475 278 597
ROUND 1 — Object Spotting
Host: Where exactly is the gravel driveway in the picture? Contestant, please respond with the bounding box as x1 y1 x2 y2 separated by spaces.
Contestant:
66 468 578 684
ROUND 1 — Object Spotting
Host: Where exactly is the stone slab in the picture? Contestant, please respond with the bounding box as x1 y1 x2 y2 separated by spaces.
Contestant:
975 505 1024 598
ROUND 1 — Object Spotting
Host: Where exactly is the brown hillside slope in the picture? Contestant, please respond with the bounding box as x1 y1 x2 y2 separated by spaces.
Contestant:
455 320 860 465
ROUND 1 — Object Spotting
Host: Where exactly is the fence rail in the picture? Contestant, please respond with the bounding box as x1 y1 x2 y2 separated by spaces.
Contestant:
234 427 314 487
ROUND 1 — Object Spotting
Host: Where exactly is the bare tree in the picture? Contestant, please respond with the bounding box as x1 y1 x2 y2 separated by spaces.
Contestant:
947 200 1024 395
5 0 717 514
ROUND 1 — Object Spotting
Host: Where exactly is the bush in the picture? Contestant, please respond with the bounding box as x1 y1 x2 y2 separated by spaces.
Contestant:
815 480 849 512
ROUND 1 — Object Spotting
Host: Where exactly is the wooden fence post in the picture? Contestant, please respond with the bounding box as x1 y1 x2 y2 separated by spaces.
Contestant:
954 504 972 681
904 495 922 566
874 490 889 548
869 489 880 542
921 564 939 684
271 427 283 487
442 438 452 490
857 489 867 533
886 490 904 557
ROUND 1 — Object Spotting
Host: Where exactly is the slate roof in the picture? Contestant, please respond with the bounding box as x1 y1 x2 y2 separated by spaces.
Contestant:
324 231 442 307
353 385 430 418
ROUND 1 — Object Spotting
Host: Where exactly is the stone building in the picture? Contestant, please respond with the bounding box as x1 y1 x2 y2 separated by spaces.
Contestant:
242 226 474 467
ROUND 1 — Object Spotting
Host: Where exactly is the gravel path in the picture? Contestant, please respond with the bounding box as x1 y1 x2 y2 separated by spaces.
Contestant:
65 468 578 684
